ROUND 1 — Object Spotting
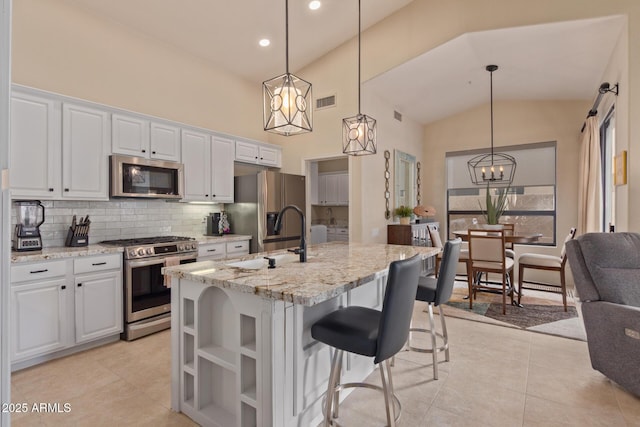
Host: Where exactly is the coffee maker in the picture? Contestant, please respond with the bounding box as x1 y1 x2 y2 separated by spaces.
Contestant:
12 200 45 251
206 212 222 236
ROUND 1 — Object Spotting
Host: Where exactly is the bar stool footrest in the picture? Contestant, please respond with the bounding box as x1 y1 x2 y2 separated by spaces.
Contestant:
323 381 402 426
408 327 448 354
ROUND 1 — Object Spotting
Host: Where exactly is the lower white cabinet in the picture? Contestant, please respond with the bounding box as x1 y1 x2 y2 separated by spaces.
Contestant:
75 270 122 344
10 254 123 367
11 277 70 362
197 239 250 262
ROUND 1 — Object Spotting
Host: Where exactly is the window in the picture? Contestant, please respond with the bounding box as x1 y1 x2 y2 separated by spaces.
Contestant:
446 142 557 246
600 107 615 232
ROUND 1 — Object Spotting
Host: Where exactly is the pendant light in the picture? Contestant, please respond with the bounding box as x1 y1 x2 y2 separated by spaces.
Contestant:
263 0 313 136
467 65 516 185
342 0 377 156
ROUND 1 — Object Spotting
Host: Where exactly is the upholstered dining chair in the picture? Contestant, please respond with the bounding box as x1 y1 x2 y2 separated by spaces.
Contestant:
517 227 577 311
431 227 468 279
408 238 462 380
467 228 515 315
311 254 422 427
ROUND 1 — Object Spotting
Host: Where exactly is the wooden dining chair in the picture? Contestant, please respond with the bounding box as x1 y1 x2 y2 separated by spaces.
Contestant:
517 227 577 311
500 223 515 259
467 228 515 314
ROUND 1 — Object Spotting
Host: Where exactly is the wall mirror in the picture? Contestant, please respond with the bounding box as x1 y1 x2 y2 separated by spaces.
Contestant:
394 150 416 209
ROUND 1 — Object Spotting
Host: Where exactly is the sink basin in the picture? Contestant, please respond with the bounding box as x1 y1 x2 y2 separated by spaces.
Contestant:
226 253 306 270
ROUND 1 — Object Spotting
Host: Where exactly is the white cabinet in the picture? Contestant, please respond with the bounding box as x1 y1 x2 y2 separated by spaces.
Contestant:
75 270 122 344
182 131 234 203
11 277 70 362
10 254 122 368
9 92 62 199
316 172 349 206
211 136 234 203
197 239 250 262
112 113 181 162
235 140 281 167
327 227 349 242
62 103 110 200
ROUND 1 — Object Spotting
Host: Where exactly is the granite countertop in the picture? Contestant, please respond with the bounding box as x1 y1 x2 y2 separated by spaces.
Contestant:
163 241 439 306
11 245 124 263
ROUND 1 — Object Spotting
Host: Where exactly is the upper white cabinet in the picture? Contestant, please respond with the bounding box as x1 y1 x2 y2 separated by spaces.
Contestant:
10 92 62 199
316 172 349 206
235 140 281 167
112 113 180 162
182 129 211 202
182 131 235 203
62 103 110 200
211 136 234 203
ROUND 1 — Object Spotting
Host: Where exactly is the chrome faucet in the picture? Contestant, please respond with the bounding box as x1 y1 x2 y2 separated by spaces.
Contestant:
274 204 307 262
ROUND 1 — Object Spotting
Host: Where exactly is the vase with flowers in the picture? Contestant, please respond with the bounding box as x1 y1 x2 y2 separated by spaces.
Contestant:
394 205 413 225
479 184 509 227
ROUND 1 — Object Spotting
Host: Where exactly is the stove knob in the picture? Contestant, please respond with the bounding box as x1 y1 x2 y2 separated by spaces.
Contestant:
129 250 137 257
191 243 197 250
137 248 145 256
146 248 153 255
178 244 184 251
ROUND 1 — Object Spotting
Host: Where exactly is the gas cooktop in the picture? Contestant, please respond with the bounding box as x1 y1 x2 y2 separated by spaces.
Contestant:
100 236 198 259
100 236 194 246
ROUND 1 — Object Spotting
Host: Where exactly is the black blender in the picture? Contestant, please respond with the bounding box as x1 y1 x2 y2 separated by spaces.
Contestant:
12 200 45 251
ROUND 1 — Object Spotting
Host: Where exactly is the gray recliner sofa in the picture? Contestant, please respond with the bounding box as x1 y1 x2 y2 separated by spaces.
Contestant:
566 232 640 396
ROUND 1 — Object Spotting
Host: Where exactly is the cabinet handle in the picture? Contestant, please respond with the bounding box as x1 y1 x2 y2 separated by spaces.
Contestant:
48 188 54 192
64 188 69 192
92 262 107 266
255 156 258 159
260 157 263 160
207 249 217 252
30 269 48 274
142 149 146 153
61 285 66 290
152 151 156 154
77 283 82 287
212 194 216 197
234 245 242 249
205 194 209 198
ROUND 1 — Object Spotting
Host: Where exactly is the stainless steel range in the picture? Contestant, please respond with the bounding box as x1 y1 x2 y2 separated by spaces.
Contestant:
100 236 198 340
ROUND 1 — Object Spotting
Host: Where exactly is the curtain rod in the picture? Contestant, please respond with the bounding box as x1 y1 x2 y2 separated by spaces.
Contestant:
580 82 619 132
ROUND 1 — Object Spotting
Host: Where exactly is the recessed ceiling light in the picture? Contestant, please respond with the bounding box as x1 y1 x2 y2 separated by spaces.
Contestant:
259 38 270 47
309 1 321 10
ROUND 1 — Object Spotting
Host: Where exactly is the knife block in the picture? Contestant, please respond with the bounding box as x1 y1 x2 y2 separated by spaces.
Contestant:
65 226 89 247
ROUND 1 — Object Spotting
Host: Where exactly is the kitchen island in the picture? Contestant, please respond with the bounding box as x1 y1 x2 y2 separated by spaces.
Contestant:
163 241 438 427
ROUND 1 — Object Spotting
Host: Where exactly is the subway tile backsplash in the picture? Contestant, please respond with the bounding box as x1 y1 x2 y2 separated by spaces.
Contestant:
11 200 221 248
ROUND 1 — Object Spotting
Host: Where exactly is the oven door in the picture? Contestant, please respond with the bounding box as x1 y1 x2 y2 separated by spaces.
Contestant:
125 254 197 323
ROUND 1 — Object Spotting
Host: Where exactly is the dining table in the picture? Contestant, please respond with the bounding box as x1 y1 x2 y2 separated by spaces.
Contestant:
451 229 543 244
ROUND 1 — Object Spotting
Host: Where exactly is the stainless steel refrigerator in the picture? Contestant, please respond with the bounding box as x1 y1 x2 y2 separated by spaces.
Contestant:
226 171 305 253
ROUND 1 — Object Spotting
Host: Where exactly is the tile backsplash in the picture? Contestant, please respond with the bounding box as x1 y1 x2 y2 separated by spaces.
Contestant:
11 200 222 248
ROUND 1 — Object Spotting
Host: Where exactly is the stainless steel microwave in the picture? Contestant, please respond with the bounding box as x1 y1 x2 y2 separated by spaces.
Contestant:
110 155 184 199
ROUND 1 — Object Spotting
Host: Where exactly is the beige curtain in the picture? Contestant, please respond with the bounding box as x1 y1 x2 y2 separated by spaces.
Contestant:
578 116 602 235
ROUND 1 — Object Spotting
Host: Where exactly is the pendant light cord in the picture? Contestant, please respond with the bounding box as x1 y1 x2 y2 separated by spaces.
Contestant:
285 0 289 74
357 0 361 115
490 67 494 165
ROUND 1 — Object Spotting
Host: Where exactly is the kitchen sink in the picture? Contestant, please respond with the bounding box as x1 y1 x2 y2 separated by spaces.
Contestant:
226 253 309 270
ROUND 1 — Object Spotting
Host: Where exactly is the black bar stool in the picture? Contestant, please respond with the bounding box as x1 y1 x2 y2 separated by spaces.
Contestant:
311 254 422 427
407 238 461 380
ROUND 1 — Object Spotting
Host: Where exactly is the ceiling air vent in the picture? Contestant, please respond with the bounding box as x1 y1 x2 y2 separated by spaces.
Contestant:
394 110 403 122
316 94 336 110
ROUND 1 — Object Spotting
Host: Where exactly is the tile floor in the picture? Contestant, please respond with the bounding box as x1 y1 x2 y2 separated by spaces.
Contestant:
10 301 640 426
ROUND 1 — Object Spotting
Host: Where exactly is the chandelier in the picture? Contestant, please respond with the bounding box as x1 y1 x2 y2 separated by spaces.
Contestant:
467 65 516 185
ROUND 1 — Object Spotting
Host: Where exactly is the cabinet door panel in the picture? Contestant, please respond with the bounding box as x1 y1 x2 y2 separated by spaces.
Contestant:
235 140 259 163
150 122 181 161
11 279 69 361
62 103 109 199
337 173 349 205
112 113 149 157
258 146 279 167
75 271 122 343
182 130 211 201
211 136 234 202
10 93 61 198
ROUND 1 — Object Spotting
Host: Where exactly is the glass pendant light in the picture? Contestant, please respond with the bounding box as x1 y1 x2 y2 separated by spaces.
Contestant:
263 0 313 136
342 0 376 156
467 65 516 185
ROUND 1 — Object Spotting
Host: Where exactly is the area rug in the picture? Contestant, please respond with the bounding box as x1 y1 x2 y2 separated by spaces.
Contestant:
437 281 587 341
